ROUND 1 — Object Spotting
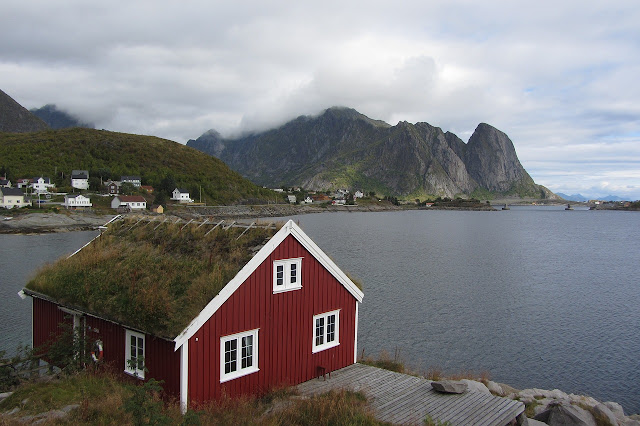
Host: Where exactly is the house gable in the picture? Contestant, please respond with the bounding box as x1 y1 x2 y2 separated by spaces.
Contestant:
173 220 363 350
185 224 362 402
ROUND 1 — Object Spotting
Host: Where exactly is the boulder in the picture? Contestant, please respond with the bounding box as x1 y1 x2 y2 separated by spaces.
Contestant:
486 380 504 395
592 403 619 426
460 379 490 394
604 402 626 420
534 402 597 426
431 380 467 394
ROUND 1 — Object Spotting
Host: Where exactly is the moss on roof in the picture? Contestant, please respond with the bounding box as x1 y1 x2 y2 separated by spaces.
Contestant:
26 218 280 339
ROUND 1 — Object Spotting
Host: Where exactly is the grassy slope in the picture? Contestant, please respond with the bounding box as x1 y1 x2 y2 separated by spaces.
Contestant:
0 371 382 425
0 128 279 205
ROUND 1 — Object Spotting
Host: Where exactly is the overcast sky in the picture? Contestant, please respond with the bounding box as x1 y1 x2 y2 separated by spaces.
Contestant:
3 1 640 199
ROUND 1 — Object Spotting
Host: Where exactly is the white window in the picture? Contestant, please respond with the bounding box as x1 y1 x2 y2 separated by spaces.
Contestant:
312 309 340 353
220 329 259 382
125 330 145 379
273 258 302 293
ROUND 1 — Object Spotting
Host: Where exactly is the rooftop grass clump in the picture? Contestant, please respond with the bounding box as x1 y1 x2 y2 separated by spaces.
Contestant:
27 218 280 338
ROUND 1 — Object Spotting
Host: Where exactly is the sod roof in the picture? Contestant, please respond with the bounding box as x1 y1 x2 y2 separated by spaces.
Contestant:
26 217 281 339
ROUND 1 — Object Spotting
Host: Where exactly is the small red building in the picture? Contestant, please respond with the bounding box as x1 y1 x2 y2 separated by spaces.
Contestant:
23 218 363 410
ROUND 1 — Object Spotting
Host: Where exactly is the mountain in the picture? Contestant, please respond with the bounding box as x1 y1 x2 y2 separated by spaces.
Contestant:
556 193 628 202
0 128 279 205
188 107 556 199
0 89 49 133
30 104 94 129
556 193 589 202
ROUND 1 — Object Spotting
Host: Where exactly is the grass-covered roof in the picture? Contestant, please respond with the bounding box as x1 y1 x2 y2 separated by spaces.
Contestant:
26 217 280 339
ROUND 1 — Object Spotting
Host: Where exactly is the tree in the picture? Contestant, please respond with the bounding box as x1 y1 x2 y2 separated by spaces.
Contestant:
153 191 167 207
120 182 136 196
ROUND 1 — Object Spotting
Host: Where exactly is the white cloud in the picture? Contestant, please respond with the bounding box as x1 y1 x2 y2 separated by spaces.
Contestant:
2 0 640 198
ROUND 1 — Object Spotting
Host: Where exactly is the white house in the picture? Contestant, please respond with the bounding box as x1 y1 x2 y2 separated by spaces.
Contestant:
303 196 313 204
171 188 193 203
1 188 25 209
64 194 92 209
120 176 141 187
111 195 147 210
15 178 31 189
0 179 11 188
287 195 297 204
71 170 89 190
31 177 55 194
354 190 364 199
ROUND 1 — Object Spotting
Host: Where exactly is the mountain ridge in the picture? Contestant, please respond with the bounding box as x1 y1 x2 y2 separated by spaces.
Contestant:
188 107 556 199
0 89 49 133
30 104 94 129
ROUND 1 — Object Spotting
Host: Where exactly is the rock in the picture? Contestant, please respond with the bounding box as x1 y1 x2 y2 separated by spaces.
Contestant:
534 402 597 426
4 407 20 416
527 419 548 426
486 380 504 395
604 402 626 420
592 403 619 426
622 420 640 426
460 379 490 394
0 392 12 403
431 380 468 394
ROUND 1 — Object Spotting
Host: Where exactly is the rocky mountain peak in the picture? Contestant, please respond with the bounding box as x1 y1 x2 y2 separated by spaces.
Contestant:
0 89 49 133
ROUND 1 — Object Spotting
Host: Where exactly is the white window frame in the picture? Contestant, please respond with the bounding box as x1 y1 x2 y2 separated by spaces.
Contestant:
312 309 340 353
220 328 259 383
125 329 145 379
273 258 302 293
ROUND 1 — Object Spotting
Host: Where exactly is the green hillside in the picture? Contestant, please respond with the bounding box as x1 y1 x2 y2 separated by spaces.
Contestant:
0 128 279 205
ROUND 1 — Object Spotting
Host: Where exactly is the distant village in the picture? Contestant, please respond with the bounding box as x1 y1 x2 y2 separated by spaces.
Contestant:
0 170 369 212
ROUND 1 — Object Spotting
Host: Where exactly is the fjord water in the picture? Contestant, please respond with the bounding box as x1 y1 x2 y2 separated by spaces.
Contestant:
285 207 640 414
0 231 99 355
1 207 638 413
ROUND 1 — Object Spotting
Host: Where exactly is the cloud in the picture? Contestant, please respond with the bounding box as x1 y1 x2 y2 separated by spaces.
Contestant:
2 0 640 198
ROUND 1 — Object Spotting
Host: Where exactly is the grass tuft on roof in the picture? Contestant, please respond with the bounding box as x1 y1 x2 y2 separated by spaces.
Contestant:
27 218 281 338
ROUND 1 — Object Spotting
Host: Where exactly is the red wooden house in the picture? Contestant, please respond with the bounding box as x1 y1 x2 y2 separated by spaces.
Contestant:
22 218 363 410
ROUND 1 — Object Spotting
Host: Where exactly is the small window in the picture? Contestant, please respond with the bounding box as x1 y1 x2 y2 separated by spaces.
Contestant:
273 258 302 293
221 329 259 382
312 310 340 353
125 330 145 379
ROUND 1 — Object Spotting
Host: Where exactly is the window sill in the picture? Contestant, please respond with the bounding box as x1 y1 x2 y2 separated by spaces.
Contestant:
123 369 145 380
273 285 302 294
312 341 340 354
220 366 259 383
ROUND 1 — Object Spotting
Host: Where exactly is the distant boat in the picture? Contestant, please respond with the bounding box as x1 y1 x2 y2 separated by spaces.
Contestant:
565 204 574 210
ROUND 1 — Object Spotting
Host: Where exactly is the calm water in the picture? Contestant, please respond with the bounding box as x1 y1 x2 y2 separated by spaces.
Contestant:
0 231 99 355
1 207 638 413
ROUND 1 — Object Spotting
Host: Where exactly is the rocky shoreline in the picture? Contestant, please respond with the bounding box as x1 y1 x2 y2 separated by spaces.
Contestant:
0 202 501 234
446 378 639 425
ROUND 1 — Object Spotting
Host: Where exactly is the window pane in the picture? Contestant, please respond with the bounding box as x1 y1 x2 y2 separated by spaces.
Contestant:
241 335 253 369
276 265 284 286
225 339 237 374
327 314 335 342
315 317 324 346
290 263 297 284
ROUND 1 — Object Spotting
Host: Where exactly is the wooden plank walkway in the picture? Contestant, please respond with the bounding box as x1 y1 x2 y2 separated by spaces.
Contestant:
296 363 524 425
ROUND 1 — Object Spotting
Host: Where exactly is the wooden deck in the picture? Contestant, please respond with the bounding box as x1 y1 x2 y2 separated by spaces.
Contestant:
296 363 524 425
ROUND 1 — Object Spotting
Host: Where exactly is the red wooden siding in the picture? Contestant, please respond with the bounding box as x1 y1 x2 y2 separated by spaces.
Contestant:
32 297 69 354
32 298 180 396
188 234 358 404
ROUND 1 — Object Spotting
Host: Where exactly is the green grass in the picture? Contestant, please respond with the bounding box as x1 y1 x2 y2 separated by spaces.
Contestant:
26 218 280 338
